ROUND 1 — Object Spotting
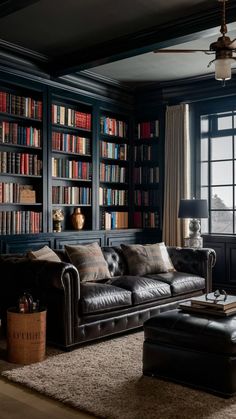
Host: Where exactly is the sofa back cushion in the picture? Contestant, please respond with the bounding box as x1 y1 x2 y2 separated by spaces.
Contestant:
120 243 172 276
65 242 111 283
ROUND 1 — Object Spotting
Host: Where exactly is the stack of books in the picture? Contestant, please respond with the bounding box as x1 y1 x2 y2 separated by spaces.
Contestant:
179 293 236 317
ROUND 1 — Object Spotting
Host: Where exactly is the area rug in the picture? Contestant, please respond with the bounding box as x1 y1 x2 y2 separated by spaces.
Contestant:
2 331 236 419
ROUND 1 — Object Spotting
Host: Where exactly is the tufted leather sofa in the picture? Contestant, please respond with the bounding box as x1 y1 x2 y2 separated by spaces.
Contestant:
0 245 216 350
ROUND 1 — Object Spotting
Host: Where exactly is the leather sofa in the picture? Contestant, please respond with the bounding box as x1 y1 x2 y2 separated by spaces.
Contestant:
0 245 216 350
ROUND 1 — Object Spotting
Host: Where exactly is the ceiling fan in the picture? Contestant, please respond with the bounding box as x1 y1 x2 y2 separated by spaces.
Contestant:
154 0 236 84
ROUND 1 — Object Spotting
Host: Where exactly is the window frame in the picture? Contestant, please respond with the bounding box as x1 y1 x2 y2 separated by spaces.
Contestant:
193 98 236 236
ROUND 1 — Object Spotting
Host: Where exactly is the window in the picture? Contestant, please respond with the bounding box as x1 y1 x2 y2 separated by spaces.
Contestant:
200 111 236 234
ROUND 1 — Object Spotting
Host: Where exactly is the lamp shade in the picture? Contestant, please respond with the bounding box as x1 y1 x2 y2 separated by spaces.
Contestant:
214 58 234 81
178 199 208 219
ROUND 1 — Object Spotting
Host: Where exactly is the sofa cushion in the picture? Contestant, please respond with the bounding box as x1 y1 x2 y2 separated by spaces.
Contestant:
120 243 169 276
80 282 132 314
65 242 111 283
146 272 205 296
27 245 61 262
108 275 171 305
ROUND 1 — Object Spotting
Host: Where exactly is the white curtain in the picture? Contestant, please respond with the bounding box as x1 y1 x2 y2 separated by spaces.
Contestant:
163 104 190 247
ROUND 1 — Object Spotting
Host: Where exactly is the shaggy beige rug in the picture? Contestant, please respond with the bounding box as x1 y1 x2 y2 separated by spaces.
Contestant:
2 331 236 419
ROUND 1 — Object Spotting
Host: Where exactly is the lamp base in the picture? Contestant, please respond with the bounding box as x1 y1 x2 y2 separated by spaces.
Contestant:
184 237 203 248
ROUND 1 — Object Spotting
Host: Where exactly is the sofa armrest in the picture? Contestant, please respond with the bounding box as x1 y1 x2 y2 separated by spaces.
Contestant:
167 247 216 293
0 258 80 348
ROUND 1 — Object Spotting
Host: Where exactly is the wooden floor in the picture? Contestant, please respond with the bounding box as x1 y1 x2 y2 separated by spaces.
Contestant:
0 378 96 419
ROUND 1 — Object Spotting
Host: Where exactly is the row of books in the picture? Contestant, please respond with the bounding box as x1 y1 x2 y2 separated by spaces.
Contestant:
0 92 42 120
134 145 153 161
99 187 128 206
135 190 159 206
52 131 91 155
100 141 128 160
100 163 126 183
134 167 159 184
0 152 42 176
0 211 42 235
101 211 128 230
100 116 128 138
51 158 92 180
0 122 41 148
137 120 159 139
52 105 91 130
0 183 36 203
52 186 91 205
133 211 159 228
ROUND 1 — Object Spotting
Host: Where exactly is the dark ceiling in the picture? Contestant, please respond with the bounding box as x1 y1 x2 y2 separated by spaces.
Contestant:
0 0 235 83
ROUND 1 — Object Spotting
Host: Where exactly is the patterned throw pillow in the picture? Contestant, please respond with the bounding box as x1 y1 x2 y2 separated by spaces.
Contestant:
120 243 173 276
27 245 61 262
65 242 111 283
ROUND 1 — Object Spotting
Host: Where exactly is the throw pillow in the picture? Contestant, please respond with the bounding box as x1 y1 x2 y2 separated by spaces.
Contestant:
65 242 111 283
157 242 176 272
27 245 61 262
120 243 170 276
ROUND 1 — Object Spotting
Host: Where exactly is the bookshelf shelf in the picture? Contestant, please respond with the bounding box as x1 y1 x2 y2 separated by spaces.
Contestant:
99 111 130 230
133 119 160 229
52 123 91 134
0 85 44 236
50 94 93 231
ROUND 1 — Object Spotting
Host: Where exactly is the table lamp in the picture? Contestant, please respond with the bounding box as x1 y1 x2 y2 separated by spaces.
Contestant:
178 198 208 248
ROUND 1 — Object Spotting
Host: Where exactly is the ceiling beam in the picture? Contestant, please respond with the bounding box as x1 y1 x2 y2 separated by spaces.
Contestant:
0 0 39 17
51 2 236 77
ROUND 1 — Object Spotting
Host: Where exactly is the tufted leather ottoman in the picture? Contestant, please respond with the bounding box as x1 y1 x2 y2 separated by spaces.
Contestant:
143 309 236 397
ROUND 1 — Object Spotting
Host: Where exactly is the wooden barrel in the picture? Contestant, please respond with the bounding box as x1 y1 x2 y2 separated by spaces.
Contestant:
7 309 46 364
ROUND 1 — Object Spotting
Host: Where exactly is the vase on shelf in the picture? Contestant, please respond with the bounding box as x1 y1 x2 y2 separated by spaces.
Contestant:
71 208 85 230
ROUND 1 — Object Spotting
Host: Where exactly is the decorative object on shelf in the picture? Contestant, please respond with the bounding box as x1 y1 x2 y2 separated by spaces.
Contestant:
19 186 36 204
53 208 64 233
178 198 208 248
71 207 85 230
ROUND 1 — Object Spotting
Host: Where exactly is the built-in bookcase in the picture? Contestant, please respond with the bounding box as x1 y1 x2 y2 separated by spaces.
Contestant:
99 111 130 230
0 84 44 235
134 120 160 229
0 74 163 243
50 94 93 231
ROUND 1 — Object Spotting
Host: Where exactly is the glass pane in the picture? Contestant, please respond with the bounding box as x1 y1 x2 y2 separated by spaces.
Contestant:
233 115 236 128
201 218 208 234
211 186 233 209
211 210 233 233
211 161 232 185
201 162 208 186
200 187 208 200
200 116 209 134
200 137 208 161
217 115 232 130
211 136 232 160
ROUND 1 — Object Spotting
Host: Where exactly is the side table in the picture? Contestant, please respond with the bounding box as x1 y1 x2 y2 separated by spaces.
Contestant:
7 308 47 364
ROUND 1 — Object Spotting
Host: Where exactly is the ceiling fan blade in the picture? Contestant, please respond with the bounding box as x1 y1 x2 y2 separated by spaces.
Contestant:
228 39 236 49
153 49 211 53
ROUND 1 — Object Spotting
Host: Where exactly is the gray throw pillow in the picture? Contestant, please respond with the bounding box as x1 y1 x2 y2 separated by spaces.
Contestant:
65 242 111 283
120 243 170 276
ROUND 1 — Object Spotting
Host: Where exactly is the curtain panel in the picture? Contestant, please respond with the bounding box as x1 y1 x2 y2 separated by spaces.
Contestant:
163 104 190 246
